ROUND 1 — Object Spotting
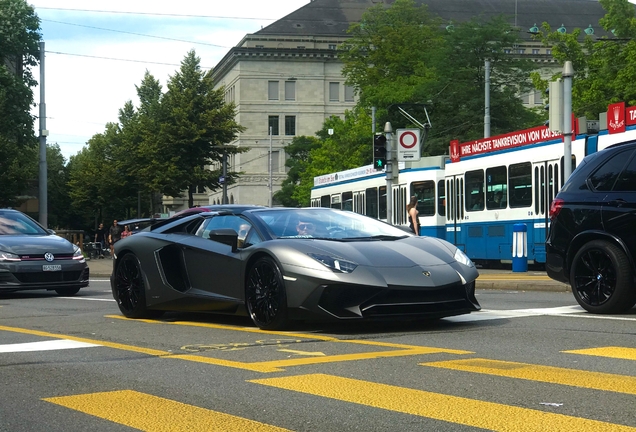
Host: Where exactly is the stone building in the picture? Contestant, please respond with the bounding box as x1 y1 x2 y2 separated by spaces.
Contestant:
163 0 612 211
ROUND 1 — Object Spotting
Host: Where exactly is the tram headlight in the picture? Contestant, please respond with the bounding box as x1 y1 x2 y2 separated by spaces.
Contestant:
454 248 474 268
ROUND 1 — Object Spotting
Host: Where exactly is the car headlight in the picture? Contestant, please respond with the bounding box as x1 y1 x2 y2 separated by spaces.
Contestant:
308 253 357 273
0 250 21 262
454 248 474 267
72 244 85 261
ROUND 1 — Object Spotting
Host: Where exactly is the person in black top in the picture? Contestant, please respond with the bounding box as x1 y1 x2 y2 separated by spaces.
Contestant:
108 220 123 258
94 223 107 258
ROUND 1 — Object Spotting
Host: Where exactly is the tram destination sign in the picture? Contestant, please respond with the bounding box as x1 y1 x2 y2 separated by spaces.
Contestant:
450 126 562 163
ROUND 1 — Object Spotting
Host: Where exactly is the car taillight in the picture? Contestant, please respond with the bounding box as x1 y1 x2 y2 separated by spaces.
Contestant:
549 198 564 221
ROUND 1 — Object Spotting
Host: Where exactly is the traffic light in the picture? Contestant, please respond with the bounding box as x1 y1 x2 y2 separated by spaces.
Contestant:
373 134 387 170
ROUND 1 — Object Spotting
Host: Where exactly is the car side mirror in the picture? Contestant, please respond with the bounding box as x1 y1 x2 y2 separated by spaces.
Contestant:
47 228 56 235
207 228 238 252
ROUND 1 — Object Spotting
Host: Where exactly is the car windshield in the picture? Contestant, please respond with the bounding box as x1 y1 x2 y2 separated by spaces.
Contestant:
0 211 48 235
255 208 411 240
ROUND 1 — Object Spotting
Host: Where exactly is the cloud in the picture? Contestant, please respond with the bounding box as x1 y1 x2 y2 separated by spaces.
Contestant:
27 0 310 161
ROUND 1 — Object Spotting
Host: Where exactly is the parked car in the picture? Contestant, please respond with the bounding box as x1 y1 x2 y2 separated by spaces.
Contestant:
111 207 480 330
546 140 636 313
0 209 89 295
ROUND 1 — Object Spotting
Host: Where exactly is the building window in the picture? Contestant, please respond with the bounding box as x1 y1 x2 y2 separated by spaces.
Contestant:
534 90 542 104
329 82 339 102
255 45 264 48
504 49 511 54
268 81 279 100
344 85 355 102
546 49 552 55
521 93 530 105
297 45 305 49
285 81 296 101
532 48 540 55
270 150 280 172
517 48 525 54
285 116 296 136
329 44 337 50
268 115 279 135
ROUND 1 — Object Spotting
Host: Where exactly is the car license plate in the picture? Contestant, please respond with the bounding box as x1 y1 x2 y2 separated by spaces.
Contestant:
43 265 62 272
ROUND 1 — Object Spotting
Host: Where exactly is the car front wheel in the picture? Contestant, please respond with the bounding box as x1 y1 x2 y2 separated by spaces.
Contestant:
245 256 289 330
570 240 636 314
113 253 164 319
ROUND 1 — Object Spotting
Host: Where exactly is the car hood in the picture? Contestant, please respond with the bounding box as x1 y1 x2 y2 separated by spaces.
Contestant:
0 234 75 255
286 236 456 268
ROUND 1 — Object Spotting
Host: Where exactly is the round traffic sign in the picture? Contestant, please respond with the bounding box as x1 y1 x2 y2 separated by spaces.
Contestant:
399 131 417 149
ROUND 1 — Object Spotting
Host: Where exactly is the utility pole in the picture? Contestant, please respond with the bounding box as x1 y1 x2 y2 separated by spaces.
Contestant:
268 126 273 207
385 122 393 225
562 61 574 181
38 41 48 228
484 59 491 138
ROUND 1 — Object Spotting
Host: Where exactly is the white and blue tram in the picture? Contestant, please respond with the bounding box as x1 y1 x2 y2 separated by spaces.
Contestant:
311 157 447 238
310 115 636 264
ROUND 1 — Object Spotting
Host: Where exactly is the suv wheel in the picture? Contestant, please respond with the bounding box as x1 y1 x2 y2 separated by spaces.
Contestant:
570 240 636 314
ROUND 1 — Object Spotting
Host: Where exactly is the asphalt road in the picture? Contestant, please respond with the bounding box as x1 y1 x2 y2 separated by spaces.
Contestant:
1 280 636 431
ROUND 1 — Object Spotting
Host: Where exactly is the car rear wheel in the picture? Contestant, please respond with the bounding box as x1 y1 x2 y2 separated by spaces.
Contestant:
114 253 164 319
55 287 80 296
246 256 289 330
570 240 636 314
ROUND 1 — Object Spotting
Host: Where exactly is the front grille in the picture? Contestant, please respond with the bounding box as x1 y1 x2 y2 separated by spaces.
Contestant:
15 271 82 284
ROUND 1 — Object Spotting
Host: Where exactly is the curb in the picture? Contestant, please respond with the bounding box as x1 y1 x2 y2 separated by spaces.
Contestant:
476 280 570 292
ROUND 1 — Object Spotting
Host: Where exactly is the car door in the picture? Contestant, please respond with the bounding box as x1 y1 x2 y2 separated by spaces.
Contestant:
598 149 636 260
179 215 246 302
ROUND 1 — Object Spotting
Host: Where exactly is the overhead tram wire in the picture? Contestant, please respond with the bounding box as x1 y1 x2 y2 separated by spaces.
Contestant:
45 51 213 69
41 19 232 49
34 7 276 20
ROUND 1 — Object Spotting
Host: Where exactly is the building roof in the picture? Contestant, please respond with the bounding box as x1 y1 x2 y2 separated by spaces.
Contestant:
256 0 614 40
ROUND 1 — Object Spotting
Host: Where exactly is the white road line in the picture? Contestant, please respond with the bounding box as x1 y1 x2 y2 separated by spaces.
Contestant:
446 305 584 322
58 297 115 302
0 340 99 353
89 279 111 282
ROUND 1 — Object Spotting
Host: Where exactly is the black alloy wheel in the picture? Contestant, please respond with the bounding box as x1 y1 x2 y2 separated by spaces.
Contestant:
245 256 288 330
55 287 81 296
114 253 163 318
570 240 636 314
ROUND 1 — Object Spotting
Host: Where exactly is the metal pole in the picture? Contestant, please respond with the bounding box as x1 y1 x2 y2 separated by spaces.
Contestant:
269 126 273 207
38 41 48 228
137 190 141 216
484 59 491 138
562 61 574 181
371 106 376 162
222 150 228 204
384 122 393 225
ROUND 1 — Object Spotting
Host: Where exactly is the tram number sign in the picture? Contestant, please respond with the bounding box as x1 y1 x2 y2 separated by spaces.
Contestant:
397 129 421 162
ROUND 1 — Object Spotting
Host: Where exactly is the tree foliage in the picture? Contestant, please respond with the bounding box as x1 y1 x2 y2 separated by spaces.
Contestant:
0 0 41 207
532 0 636 119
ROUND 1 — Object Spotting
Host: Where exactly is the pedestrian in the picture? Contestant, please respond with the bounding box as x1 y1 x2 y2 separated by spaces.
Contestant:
121 225 132 239
108 219 123 258
94 223 107 258
407 195 420 236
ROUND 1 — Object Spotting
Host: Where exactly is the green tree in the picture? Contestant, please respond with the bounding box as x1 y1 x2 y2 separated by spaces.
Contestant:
0 0 41 207
532 0 636 119
273 136 322 207
153 50 245 208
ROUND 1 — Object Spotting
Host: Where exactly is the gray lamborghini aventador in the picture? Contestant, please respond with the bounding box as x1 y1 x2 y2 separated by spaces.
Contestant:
111 207 480 329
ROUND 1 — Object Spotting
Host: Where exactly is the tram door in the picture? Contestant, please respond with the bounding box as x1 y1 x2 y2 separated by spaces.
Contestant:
353 191 365 215
445 175 465 249
532 159 560 263
393 184 408 226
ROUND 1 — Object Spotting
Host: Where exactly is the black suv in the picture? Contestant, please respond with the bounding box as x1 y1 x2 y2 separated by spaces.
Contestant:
546 140 636 314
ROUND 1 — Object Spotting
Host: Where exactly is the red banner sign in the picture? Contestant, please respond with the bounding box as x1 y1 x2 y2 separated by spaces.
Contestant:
450 126 562 161
627 106 636 126
608 102 626 134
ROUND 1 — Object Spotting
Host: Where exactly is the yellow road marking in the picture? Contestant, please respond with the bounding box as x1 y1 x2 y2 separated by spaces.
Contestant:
421 358 636 395
563 346 636 361
1 322 471 373
45 390 291 432
251 374 636 432
277 349 326 356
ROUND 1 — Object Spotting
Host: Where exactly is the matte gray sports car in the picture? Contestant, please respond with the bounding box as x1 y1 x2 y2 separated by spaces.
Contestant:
0 209 89 295
111 207 480 329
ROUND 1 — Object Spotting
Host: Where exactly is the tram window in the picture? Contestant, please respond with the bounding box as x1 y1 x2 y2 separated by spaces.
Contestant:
540 166 545 215
534 167 539 214
548 165 554 205
342 192 353 212
320 195 330 208
366 187 378 219
560 155 577 182
437 180 445 217
331 194 342 209
509 162 532 208
411 181 435 216
486 166 507 210
379 186 387 220
465 170 484 211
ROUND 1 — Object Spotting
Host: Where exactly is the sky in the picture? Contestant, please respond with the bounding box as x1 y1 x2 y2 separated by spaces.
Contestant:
27 1 311 161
